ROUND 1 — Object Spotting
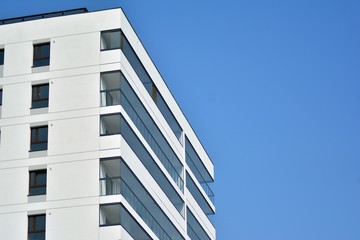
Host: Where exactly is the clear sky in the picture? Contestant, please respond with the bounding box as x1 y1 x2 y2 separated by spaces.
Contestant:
2 1 360 239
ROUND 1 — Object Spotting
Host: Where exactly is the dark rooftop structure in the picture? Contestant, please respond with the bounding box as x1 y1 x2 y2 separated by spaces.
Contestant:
0 8 88 26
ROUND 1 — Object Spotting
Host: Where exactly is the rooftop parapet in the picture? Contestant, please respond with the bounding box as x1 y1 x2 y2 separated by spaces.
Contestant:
0 8 88 26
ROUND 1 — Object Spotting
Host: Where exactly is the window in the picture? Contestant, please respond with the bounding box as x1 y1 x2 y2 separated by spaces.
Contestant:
0 89 2 106
100 203 151 239
187 208 211 240
28 214 46 240
30 126 48 151
100 158 121 195
100 114 120 136
100 71 122 106
185 137 214 204
101 30 121 50
100 203 120 226
119 31 183 143
32 84 49 108
29 170 46 196
33 43 50 67
0 49 4 65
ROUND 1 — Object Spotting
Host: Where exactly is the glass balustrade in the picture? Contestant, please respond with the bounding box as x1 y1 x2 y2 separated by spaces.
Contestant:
100 74 184 192
99 177 121 195
100 203 151 239
100 177 174 240
119 116 185 215
186 152 214 203
188 224 202 240
119 31 183 143
120 90 183 191
187 208 211 240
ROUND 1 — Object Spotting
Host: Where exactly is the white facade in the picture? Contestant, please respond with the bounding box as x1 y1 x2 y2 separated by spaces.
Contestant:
0 8 215 240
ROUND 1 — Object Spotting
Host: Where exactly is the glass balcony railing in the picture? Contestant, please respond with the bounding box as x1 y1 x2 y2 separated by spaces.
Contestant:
100 89 121 106
99 177 121 195
119 116 185 215
119 31 183 143
100 203 151 239
186 152 214 203
187 224 202 240
100 177 172 240
100 88 184 192
187 208 211 240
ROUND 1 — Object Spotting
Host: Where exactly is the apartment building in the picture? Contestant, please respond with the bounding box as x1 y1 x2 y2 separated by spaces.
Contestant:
0 8 215 240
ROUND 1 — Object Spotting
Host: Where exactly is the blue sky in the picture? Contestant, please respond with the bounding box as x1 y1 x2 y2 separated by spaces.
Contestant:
2 1 360 239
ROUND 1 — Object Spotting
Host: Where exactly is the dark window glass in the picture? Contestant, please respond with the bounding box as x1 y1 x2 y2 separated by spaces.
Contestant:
64 9 87 15
0 49 4 65
30 126 48 151
33 43 50 67
0 89 2 106
100 29 183 142
120 31 183 142
119 115 184 214
29 170 46 195
43 12 62 18
187 208 211 240
23 16 43 21
28 214 46 240
100 203 151 239
101 30 121 50
32 84 49 108
100 114 121 135
100 71 121 107
4 18 22 24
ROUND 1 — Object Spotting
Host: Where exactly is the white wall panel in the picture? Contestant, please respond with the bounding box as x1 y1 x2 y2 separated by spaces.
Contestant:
51 33 100 70
99 225 121 240
48 116 99 155
47 205 98 240
0 168 28 205
47 159 98 201
1 82 31 118
3 42 32 76
0 124 29 161
49 73 99 113
99 135 121 150
0 212 27 239
100 49 121 65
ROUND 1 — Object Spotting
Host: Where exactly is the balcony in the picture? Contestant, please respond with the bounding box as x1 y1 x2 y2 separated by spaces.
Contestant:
100 114 184 215
186 152 214 203
187 208 211 240
100 71 184 192
100 203 151 239
185 137 214 204
115 31 183 143
99 158 184 240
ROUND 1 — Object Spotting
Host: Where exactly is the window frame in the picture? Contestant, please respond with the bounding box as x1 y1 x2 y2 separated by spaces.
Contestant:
30 126 48 152
33 42 50 67
0 88 3 106
0 49 4 65
100 113 121 136
31 83 49 109
99 202 121 226
28 214 46 240
100 29 122 51
100 70 123 107
29 169 47 196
